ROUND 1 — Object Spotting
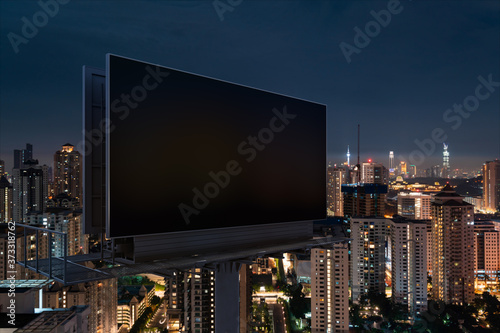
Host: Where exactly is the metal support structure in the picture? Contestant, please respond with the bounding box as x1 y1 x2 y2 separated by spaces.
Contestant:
17 224 68 282
215 261 241 333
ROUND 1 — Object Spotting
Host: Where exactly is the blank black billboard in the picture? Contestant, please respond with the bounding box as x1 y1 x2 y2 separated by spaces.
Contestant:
106 54 326 237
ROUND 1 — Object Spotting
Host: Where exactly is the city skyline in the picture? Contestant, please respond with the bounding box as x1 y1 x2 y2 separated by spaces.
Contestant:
2 2 500 331
0 1 499 172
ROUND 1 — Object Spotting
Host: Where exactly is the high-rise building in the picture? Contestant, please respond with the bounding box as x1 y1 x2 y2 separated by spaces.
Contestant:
342 184 387 218
165 269 215 332
442 143 450 178
26 210 88 257
361 162 387 185
239 264 252 333
54 144 82 205
397 192 431 220
0 176 13 223
16 305 90 333
408 165 417 178
327 167 346 217
164 271 184 330
12 161 49 223
390 217 427 317
483 160 500 213
400 161 407 176
311 243 349 333
0 159 4 176
86 278 118 333
474 220 500 288
431 185 474 304
426 220 433 277
183 269 215 332
389 151 394 171
13 143 33 169
42 279 117 333
350 217 388 301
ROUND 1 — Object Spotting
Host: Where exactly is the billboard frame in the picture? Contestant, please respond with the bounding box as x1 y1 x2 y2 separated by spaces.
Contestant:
105 53 326 240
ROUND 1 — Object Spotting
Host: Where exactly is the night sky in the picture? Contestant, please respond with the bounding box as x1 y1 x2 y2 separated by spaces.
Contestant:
0 0 499 172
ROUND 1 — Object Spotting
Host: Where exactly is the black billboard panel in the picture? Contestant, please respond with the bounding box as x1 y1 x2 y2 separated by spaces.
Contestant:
106 54 326 237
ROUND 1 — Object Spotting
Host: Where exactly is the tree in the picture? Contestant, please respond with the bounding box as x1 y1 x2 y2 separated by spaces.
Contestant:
285 283 309 319
151 295 161 306
482 292 500 330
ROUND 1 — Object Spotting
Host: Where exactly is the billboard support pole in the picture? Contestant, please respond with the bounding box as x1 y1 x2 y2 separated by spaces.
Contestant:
215 261 241 332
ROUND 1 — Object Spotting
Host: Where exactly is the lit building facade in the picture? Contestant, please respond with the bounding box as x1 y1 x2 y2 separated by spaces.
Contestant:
483 160 500 213
311 243 349 333
117 285 155 329
26 210 88 257
13 143 33 169
12 162 49 223
327 167 346 217
342 184 387 218
350 217 388 301
361 162 387 185
43 279 117 333
0 176 13 223
400 161 407 176
474 220 500 289
54 144 82 206
431 185 474 304
442 144 450 178
165 268 215 332
390 217 427 317
397 192 431 220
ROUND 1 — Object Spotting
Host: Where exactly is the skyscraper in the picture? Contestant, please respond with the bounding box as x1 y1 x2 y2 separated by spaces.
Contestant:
442 143 450 178
483 160 500 213
311 243 349 332
0 176 13 223
13 143 33 169
390 217 427 317
389 151 394 171
397 192 431 220
431 185 474 304
164 269 215 332
400 161 407 176
408 165 417 178
474 220 500 288
350 217 388 301
0 159 4 176
12 161 49 223
54 144 82 205
342 184 387 218
361 162 387 185
327 167 346 217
